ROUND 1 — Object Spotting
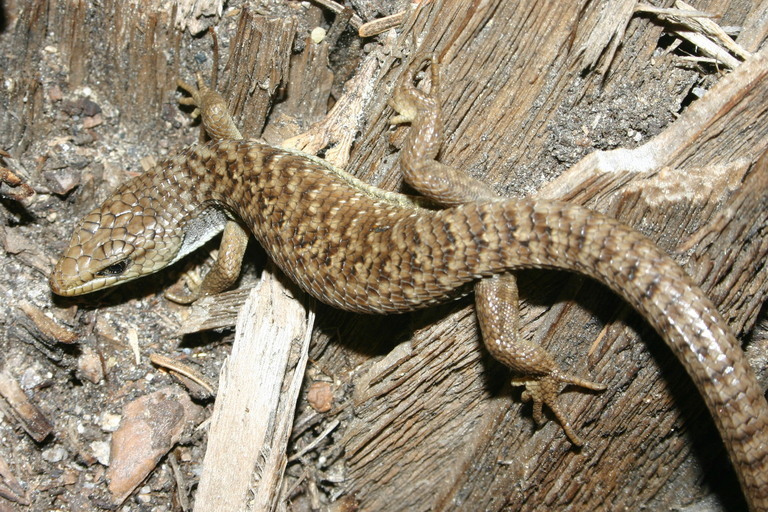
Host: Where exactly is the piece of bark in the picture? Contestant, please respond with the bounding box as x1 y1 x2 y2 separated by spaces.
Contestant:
282 50 379 168
0 453 30 505
107 386 203 505
220 11 296 138
0 157 35 200
686 152 768 331
177 287 251 334
541 50 768 200
149 353 215 398
18 302 79 345
3 227 54 279
262 30 334 144
173 0 224 35
0 370 53 443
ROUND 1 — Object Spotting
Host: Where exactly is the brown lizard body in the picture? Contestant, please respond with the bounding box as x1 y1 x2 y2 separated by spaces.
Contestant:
50 60 768 510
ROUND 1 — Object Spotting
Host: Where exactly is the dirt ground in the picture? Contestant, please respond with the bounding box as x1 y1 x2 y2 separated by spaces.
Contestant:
1 0 767 511
1 3 286 510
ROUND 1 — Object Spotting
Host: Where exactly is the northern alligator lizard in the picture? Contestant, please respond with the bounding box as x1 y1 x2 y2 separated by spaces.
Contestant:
49 59 768 510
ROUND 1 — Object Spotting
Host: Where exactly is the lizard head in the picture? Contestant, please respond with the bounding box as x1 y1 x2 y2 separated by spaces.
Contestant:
50 187 182 296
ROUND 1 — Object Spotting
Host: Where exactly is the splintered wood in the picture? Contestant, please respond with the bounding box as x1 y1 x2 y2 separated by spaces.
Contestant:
0 371 53 443
194 270 314 512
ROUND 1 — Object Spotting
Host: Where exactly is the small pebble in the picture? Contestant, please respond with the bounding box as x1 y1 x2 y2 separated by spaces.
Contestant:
307 381 333 413
42 446 68 463
90 441 111 466
48 84 63 102
78 347 104 384
20 367 43 391
311 26 326 44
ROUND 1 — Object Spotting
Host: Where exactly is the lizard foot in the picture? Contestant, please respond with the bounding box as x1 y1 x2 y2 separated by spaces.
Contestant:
511 372 606 447
177 74 242 140
388 54 440 126
164 272 203 305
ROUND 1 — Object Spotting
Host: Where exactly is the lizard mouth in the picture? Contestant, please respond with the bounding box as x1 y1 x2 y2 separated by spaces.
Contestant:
50 273 124 296
49 256 133 297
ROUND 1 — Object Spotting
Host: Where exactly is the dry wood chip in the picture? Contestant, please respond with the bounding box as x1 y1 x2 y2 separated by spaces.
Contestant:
0 454 30 505
0 370 53 442
126 327 140 365
173 0 224 34
77 345 105 384
635 0 751 68
282 54 379 168
177 287 250 333
18 302 79 345
330 496 360 512
106 386 204 505
149 353 215 398
289 419 339 462
358 11 405 37
168 450 191 511
309 0 363 29
357 0 434 38
0 166 34 200
3 229 52 277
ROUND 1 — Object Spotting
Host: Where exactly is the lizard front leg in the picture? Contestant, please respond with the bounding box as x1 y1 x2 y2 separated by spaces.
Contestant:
165 220 250 304
165 75 249 303
390 56 605 444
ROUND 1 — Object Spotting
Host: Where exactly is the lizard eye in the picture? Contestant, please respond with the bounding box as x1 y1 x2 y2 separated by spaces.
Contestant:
96 259 130 276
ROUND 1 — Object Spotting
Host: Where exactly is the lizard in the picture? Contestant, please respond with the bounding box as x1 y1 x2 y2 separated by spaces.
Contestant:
49 57 768 510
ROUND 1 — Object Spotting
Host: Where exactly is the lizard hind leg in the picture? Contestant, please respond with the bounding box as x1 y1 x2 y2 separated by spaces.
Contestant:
512 371 606 447
388 53 439 127
475 274 606 447
389 56 498 206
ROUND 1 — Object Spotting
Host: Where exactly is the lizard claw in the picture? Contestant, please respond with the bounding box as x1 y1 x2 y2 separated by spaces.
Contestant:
176 73 242 140
164 271 203 304
511 372 606 447
389 54 440 126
